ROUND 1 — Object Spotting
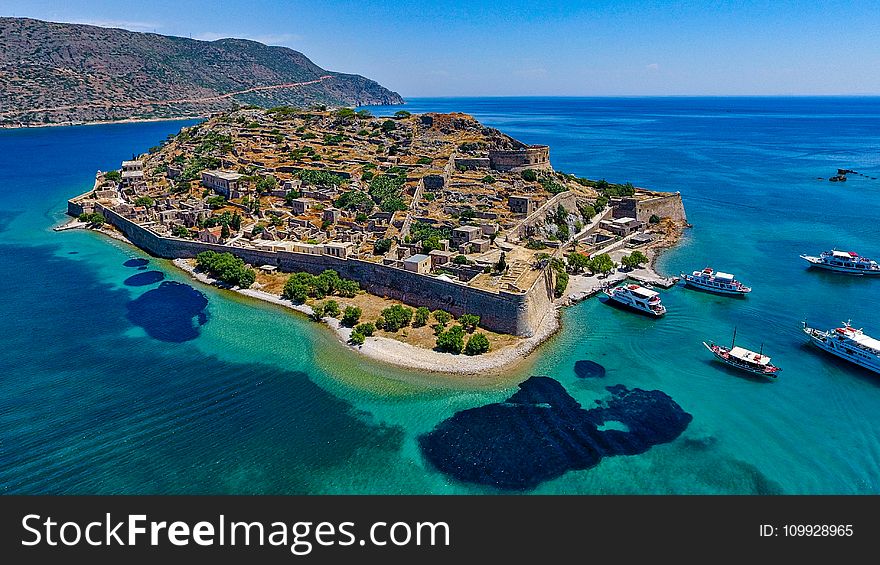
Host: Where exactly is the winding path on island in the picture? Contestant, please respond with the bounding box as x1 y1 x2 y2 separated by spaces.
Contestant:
0 75 334 117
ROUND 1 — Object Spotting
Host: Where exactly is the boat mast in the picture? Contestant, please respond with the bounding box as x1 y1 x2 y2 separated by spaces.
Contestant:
731 326 737 349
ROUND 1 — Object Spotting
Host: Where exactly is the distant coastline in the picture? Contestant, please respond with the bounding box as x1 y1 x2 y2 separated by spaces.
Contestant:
0 115 206 130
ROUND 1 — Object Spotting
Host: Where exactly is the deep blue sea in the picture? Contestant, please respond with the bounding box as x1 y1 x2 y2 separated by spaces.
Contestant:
2 97 880 494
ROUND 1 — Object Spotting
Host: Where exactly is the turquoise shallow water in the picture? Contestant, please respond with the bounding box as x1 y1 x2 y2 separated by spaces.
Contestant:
2 98 880 494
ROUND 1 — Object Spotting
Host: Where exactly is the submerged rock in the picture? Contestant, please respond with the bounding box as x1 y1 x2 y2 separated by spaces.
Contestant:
124 270 165 286
123 258 149 267
419 376 692 490
574 359 606 379
126 281 208 342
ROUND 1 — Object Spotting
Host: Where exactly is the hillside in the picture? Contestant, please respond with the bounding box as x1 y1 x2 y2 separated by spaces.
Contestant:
0 17 403 126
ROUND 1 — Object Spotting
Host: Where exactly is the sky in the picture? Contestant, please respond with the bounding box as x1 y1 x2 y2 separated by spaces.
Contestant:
2 0 879 97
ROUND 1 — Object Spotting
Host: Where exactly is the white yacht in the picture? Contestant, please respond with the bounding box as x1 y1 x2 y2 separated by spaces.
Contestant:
800 250 880 275
803 321 880 375
604 284 666 317
681 267 751 296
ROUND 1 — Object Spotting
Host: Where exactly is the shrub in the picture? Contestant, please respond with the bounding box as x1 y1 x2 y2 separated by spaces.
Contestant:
413 307 430 327
433 310 452 327
481 175 496 184
458 314 480 332
554 270 569 297
521 169 538 182
381 119 397 132
354 322 375 337
349 331 365 345
323 300 340 318
436 325 466 354
342 306 362 326
464 332 491 355
649 214 661 224
375 316 385 330
311 303 325 321
453 255 469 265
380 305 413 332
134 196 154 207
417 157 432 165
394 110 411 118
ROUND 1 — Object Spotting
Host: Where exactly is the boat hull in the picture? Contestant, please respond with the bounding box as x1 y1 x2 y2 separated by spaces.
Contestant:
682 278 751 296
803 329 880 375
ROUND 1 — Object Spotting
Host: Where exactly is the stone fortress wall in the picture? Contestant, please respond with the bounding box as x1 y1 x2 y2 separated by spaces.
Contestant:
611 193 687 224
488 145 551 172
70 197 555 337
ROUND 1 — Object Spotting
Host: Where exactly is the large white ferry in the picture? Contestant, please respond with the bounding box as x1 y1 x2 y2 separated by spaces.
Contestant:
800 250 880 275
604 284 666 317
680 267 751 296
803 321 880 375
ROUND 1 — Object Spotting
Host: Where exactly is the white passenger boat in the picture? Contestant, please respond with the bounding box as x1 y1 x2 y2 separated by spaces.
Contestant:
680 267 751 296
803 321 880 375
604 284 666 317
800 250 880 275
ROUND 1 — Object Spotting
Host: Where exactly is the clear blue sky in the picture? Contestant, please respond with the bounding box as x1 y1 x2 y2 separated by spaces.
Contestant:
3 0 879 97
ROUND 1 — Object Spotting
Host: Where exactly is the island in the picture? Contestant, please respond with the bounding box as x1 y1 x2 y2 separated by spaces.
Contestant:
66 106 687 374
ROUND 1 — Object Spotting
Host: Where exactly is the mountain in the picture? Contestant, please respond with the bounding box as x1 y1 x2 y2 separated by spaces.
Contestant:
0 17 404 126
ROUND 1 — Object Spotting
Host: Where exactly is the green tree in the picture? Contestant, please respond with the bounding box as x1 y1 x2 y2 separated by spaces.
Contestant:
481 175 496 184
649 214 661 224
335 107 356 119
195 251 255 288
588 253 616 276
104 170 122 182
323 300 340 318
394 110 411 118
413 307 430 327
375 316 385 331
342 306 362 327
318 270 342 295
464 332 491 355
282 272 314 302
421 235 441 255
436 325 466 354
134 196 154 207
335 190 374 214
373 238 392 255
458 314 481 333
220 223 230 239
567 252 590 273
453 255 469 265
380 305 413 332
381 119 397 132
354 322 375 337
432 310 452 327
336 279 360 298
206 195 226 209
